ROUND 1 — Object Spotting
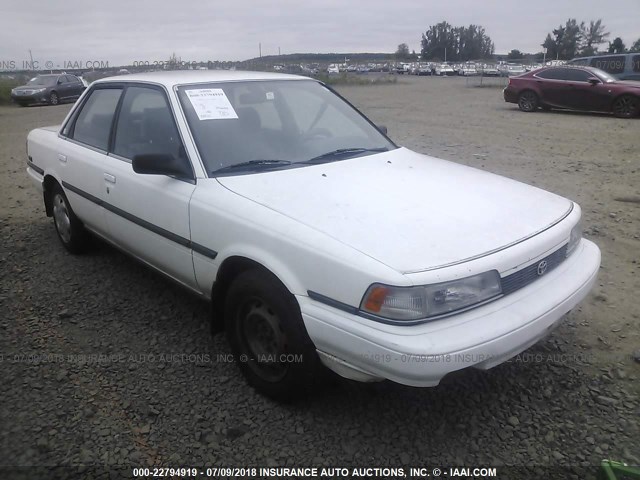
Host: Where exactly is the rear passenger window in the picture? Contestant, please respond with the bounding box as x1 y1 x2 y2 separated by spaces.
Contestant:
113 86 185 162
590 56 626 74
535 68 565 80
71 88 122 150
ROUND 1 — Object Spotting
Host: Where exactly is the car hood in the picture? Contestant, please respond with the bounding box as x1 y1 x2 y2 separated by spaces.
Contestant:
616 80 640 88
217 148 572 273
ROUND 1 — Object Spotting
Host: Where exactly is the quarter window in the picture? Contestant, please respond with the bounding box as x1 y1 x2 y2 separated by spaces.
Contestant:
71 88 122 150
113 86 185 163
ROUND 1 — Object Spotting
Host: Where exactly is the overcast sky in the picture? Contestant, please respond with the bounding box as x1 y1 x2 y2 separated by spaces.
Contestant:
1 0 638 67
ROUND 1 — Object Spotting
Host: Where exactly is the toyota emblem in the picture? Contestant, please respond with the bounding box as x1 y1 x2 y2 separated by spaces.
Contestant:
537 260 548 276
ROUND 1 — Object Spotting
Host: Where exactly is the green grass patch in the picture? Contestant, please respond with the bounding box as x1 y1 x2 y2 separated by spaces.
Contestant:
0 78 20 105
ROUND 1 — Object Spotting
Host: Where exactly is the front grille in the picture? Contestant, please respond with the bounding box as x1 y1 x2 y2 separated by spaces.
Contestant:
500 244 568 296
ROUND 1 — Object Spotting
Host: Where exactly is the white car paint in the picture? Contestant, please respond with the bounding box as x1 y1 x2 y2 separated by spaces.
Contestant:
25 70 600 388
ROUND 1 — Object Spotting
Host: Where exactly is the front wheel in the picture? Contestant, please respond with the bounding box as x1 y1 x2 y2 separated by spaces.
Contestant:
51 183 90 253
224 269 322 401
518 91 539 112
612 95 639 118
49 92 59 105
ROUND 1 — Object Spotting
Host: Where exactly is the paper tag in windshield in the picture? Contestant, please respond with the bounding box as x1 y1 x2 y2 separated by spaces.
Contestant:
185 88 238 120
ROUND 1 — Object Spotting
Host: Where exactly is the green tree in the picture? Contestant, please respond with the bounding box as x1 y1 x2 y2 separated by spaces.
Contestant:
507 49 524 60
580 19 609 56
557 19 584 59
421 21 494 61
631 38 640 52
395 43 411 60
608 37 626 53
542 33 558 61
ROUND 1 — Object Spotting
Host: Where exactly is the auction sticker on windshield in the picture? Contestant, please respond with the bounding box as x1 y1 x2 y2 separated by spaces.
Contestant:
185 88 238 120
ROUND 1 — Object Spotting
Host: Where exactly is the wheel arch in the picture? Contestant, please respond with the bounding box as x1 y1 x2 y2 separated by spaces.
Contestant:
210 254 302 332
42 174 61 217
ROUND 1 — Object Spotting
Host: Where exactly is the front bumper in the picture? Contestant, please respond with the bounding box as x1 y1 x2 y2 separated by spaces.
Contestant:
11 92 48 104
299 239 600 387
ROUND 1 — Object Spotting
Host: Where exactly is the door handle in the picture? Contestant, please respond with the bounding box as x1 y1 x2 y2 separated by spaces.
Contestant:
104 173 116 184
57 154 67 163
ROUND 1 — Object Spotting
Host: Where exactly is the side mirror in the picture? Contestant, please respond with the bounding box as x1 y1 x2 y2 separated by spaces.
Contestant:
57 79 63 84
588 77 600 85
377 124 388 135
132 154 192 178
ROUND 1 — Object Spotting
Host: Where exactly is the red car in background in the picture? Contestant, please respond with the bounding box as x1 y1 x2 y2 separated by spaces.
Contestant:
503 66 640 118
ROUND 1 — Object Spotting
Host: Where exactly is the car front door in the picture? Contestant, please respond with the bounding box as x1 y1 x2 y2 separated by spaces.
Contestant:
55 75 73 100
101 84 199 291
60 86 124 236
66 75 84 99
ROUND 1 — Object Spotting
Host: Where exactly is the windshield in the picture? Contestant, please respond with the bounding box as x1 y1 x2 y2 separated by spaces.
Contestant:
27 75 58 86
177 79 396 176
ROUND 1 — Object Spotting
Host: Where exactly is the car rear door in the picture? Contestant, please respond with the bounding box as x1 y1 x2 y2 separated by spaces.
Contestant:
60 86 124 236
533 69 571 107
100 84 199 291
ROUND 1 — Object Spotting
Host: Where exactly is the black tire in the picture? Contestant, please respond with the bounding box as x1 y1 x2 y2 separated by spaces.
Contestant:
50 183 89 253
518 90 539 112
612 95 639 118
224 269 322 401
49 92 59 105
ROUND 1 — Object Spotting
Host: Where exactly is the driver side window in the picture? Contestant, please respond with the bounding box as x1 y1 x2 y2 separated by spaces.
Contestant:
113 86 186 164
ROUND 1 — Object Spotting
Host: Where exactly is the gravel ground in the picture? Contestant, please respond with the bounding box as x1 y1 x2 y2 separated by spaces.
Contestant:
0 76 638 479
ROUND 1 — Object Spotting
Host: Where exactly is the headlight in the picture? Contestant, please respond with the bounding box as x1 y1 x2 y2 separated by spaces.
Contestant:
567 220 582 257
360 270 502 323
33 88 46 93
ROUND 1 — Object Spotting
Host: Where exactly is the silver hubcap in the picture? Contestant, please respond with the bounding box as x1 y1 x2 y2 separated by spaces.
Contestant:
53 194 71 243
239 299 288 382
50 94 58 105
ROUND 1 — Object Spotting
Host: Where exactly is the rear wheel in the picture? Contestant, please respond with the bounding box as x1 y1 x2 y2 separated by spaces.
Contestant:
51 183 89 253
49 92 59 105
224 269 322 401
518 91 539 112
612 95 639 118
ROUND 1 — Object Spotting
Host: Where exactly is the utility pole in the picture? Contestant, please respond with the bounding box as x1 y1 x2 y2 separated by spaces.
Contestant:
259 43 262 58
28 49 34 70
278 47 281 56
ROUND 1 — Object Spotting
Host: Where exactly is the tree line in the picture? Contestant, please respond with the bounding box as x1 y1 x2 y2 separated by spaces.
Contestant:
542 19 640 59
396 19 639 62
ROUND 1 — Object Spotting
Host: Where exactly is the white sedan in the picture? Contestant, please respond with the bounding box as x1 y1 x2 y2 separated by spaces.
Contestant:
26 71 600 400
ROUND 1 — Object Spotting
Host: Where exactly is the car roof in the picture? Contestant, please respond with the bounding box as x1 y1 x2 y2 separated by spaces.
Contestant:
92 70 309 88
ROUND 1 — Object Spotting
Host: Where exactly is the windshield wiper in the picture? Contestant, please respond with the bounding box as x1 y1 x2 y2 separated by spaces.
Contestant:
302 147 388 165
213 159 292 174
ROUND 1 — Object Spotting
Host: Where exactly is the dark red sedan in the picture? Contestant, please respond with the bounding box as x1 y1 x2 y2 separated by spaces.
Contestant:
504 66 640 118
